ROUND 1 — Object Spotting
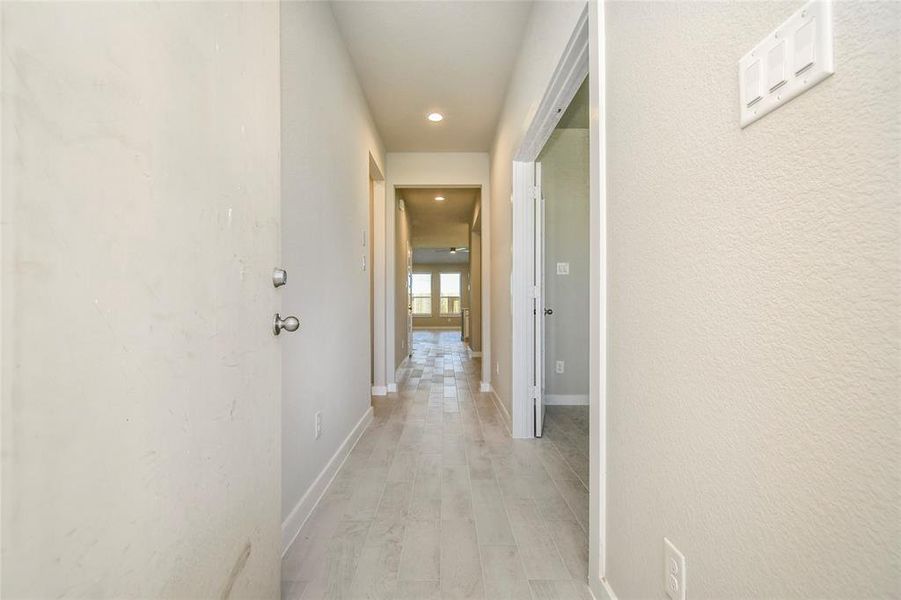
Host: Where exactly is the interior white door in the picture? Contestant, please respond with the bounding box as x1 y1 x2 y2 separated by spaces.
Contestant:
533 162 546 437
1 3 282 595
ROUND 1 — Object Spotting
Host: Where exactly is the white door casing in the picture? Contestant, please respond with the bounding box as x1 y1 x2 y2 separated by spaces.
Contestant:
407 241 413 357
533 162 546 437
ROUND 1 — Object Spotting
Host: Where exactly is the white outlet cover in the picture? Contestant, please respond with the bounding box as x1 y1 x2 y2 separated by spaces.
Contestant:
555 360 565 374
664 538 686 600
739 0 834 127
556 262 570 275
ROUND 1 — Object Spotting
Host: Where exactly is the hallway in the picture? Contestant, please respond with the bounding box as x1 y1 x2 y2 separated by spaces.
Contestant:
282 330 591 600
3 1 899 597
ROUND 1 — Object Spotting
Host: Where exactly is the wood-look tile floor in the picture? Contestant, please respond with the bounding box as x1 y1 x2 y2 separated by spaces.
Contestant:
282 330 591 600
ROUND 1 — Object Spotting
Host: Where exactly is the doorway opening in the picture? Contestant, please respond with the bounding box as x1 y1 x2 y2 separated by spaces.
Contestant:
395 187 482 365
368 154 386 396
508 4 605 592
534 77 590 439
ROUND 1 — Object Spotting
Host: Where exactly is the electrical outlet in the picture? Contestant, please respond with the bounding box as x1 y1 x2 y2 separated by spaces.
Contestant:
314 411 322 440
555 360 565 374
664 538 686 600
556 262 570 275
495 362 500 375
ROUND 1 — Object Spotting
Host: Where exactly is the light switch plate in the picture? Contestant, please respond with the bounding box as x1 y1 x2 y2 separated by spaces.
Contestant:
664 538 686 600
739 0 834 127
556 262 570 275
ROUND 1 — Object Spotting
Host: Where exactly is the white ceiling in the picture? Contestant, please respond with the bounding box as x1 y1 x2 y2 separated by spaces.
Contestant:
331 1 533 152
399 187 479 247
401 187 479 225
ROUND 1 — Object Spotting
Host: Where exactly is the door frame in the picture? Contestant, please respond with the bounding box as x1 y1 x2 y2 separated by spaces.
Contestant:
369 154 388 395
384 177 492 392
510 3 610 596
510 5 589 438
406 239 413 358
533 162 545 438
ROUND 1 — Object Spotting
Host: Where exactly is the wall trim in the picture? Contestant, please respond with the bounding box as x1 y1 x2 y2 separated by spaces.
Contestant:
591 578 618 600
511 160 537 439
587 0 608 588
281 406 374 557
371 385 387 396
545 394 589 406
395 356 410 388
370 157 388 392
486 385 512 435
412 325 459 331
467 346 482 358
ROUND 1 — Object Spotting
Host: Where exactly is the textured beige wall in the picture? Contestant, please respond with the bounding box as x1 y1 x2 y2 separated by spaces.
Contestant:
489 1 588 415
1 3 281 596
280 0 385 536
606 2 900 597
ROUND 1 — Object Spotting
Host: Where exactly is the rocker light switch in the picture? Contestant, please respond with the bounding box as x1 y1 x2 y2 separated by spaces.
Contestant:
743 61 762 107
767 41 786 92
794 18 816 75
738 0 834 128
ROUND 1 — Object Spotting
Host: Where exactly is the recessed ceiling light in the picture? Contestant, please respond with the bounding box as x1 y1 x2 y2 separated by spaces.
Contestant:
427 112 444 122
435 196 445 202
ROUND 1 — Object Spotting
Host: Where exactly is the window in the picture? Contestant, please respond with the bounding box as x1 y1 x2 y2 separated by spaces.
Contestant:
440 272 462 316
412 273 432 316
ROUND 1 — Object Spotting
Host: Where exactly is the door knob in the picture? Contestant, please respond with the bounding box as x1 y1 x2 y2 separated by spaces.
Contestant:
544 308 554 315
273 313 300 335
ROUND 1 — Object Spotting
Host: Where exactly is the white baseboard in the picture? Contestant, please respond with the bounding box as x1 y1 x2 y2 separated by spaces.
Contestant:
485 384 512 435
544 394 589 406
371 385 387 396
386 383 397 393
281 406 374 556
479 381 491 393
394 357 410 387
467 345 482 358
591 577 618 600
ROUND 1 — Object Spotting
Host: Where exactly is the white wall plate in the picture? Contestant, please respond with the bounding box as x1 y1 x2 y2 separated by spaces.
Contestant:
739 0 834 128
